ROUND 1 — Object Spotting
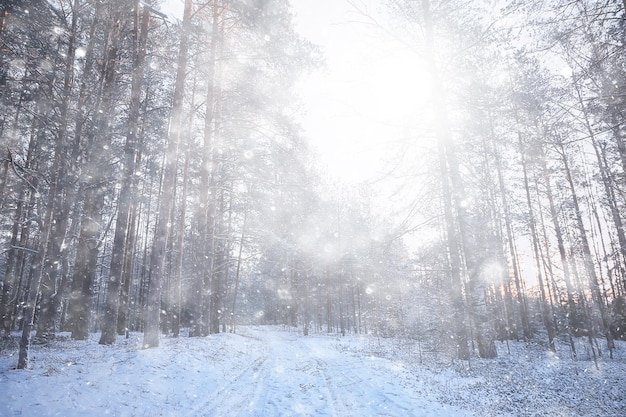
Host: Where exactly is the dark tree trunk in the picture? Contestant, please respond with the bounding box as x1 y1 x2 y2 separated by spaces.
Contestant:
197 0 222 337
17 46 63 367
142 0 193 349
36 0 81 341
229 211 246 333
491 124 531 340
100 1 149 346
421 0 489 359
66 187 102 340
517 130 556 352
67 0 124 341
559 140 615 356
1 183 26 334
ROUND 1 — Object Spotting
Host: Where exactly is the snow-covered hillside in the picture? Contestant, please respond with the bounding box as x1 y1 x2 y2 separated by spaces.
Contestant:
1 327 624 416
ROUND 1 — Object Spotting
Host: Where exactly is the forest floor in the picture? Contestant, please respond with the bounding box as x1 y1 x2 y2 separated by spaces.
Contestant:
0 326 624 416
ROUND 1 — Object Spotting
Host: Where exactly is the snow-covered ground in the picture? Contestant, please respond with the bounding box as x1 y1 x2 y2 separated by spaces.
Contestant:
0 327 624 416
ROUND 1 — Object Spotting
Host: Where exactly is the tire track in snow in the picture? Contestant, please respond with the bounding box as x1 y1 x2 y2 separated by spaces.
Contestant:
312 358 346 416
191 328 470 416
257 330 410 416
251 331 338 416
313 356 414 416
188 354 271 417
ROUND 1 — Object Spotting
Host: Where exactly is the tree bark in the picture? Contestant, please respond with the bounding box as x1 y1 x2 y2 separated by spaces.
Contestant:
67 0 124 341
517 130 556 352
100 1 149 345
421 0 490 358
142 0 193 348
36 0 81 341
559 140 615 356
491 126 531 341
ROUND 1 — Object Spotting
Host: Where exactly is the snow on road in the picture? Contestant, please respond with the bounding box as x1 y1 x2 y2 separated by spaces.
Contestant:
5 326 625 416
0 327 470 417
200 328 467 416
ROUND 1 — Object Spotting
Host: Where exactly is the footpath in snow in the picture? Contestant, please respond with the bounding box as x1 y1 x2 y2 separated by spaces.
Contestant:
1 326 625 416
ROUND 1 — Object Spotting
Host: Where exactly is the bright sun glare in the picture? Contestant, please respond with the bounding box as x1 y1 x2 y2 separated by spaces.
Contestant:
164 0 430 185
292 0 431 184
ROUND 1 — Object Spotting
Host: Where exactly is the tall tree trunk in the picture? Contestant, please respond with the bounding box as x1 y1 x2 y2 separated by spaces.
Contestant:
170 115 192 338
0 149 9 210
67 0 124 341
117 196 137 335
17 190 49 367
67 187 103 340
534 172 562 334
162 172 180 336
8 158 37 334
573 78 626 289
481 113 516 340
116 115 147 336
100 1 149 345
142 0 193 349
1 170 28 334
209 187 225 334
136 173 156 332
539 144 580 337
229 210 246 333
517 131 556 352
196 0 222 336
421 0 491 358
36 0 82 341
491 126 531 340
1 212 21 334
17 41 67 367
208 16 226 334
558 140 615 356
61 0 98 338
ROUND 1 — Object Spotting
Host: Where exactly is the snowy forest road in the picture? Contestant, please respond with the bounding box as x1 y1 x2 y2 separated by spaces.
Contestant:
0 327 472 417
194 328 467 417
2 326 625 416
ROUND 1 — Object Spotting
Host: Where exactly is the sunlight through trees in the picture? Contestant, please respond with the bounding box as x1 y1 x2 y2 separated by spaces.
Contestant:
1 0 626 375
